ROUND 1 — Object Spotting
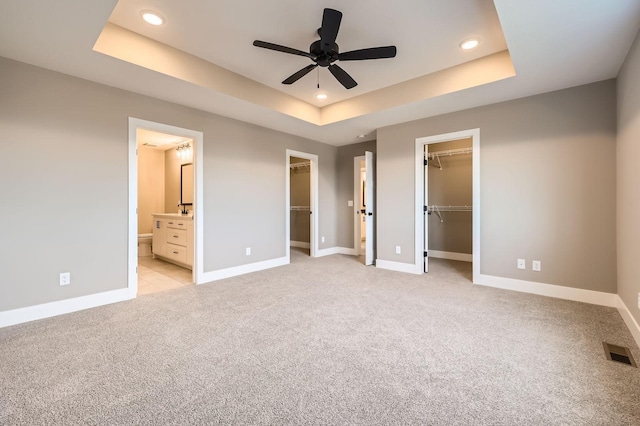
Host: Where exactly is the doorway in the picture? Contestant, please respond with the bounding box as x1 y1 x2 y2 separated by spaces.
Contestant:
353 151 375 265
128 118 204 297
415 129 480 282
136 129 194 295
286 150 318 262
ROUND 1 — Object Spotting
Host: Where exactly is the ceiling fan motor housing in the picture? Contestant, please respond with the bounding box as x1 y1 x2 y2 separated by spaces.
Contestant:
310 40 339 67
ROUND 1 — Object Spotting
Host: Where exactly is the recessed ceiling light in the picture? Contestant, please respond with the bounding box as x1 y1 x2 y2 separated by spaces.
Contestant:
460 38 479 50
141 11 165 26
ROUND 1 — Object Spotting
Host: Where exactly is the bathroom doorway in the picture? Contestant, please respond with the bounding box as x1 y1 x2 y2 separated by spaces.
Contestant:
136 129 194 295
128 118 204 297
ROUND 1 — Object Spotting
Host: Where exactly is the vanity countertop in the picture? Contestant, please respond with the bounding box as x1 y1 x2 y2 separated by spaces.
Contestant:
152 213 193 220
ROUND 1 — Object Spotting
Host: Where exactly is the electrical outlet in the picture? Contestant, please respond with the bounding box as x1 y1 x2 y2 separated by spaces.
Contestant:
321 236 325 243
532 260 541 271
59 272 71 286
395 246 401 255
245 247 251 256
517 259 525 270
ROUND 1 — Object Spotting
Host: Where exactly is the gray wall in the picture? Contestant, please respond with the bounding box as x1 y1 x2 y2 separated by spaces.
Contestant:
427 139 472 254
0 57 337 311
164 147 183 214
377 80 617 293
336 140 376 248
617 29 640 324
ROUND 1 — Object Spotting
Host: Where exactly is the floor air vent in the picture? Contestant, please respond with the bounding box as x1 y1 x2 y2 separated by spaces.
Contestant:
603 342 637 367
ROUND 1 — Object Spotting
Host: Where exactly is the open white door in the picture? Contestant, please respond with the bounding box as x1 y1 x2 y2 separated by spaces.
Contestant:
423 145 429 272
365 151 374 265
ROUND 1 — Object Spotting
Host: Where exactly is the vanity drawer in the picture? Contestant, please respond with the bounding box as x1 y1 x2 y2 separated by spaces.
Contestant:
166 229 187 246
167 219 188 230
165 243 187 263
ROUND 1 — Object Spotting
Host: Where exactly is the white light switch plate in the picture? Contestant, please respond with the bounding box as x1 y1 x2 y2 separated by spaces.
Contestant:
532 260 541 271
395 246 401 254
245 247 251 256
347 200 353 207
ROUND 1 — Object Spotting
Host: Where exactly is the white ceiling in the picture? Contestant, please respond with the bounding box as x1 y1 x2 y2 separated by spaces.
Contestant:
1 0 640 146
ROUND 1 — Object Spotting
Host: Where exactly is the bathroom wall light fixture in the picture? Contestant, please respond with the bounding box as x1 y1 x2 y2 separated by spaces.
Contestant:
176 143 191 161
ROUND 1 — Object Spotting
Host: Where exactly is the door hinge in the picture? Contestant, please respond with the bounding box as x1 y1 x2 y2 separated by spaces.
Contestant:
423 205 428 212
424 251 428 257
424 159 428 166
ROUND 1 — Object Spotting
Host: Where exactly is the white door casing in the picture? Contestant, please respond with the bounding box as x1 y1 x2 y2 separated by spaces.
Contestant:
365 151 374 266
424 145 429 272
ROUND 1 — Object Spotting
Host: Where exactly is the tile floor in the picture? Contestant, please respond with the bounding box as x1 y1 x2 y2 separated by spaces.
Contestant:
137 255 193 295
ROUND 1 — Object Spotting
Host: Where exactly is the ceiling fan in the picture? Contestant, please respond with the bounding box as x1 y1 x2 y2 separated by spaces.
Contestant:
253 8 397 90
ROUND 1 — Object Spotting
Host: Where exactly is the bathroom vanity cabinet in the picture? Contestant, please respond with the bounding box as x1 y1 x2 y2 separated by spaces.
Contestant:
152 214 193 269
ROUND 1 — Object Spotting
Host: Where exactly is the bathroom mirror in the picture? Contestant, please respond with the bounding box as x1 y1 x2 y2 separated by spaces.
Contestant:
181 163 194 205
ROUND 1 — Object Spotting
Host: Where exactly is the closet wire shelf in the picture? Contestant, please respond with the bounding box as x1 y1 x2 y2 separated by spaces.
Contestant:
427 147 472 170
427 205 472 222
290 162 311 172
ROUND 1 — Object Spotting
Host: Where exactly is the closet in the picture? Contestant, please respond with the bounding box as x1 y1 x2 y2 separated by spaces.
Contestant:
290 157 311 253
425 138 472 265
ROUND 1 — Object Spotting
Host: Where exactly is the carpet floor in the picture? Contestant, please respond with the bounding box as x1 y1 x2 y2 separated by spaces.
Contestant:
1 249 639 425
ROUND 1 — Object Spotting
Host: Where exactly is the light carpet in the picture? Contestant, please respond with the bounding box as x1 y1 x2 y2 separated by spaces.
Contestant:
1 249 639 425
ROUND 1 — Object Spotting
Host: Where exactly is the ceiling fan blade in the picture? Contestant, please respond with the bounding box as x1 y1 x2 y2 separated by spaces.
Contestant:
320 8 342 53
253 40 314 59
328 64 357 89
338 46 397 61
282 64 318 85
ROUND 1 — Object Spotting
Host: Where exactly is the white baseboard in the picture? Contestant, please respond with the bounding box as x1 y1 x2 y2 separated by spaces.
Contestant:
616 296 640 348
0 288 134 328
475 274 618 307
315 247 357 257
429 250 472 262
376 259 422 274
290 241 310 249
198 256 288 283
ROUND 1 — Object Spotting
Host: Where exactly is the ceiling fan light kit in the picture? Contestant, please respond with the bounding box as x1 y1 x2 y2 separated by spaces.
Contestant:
253 8 397 90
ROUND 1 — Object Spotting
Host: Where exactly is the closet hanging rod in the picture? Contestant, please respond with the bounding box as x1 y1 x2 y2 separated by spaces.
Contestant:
290 205 310 211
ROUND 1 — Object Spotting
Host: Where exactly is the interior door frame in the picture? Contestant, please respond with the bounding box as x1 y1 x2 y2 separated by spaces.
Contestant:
364 151 375 265
128 118 204 297
414 129 480 282
286 149 319 260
